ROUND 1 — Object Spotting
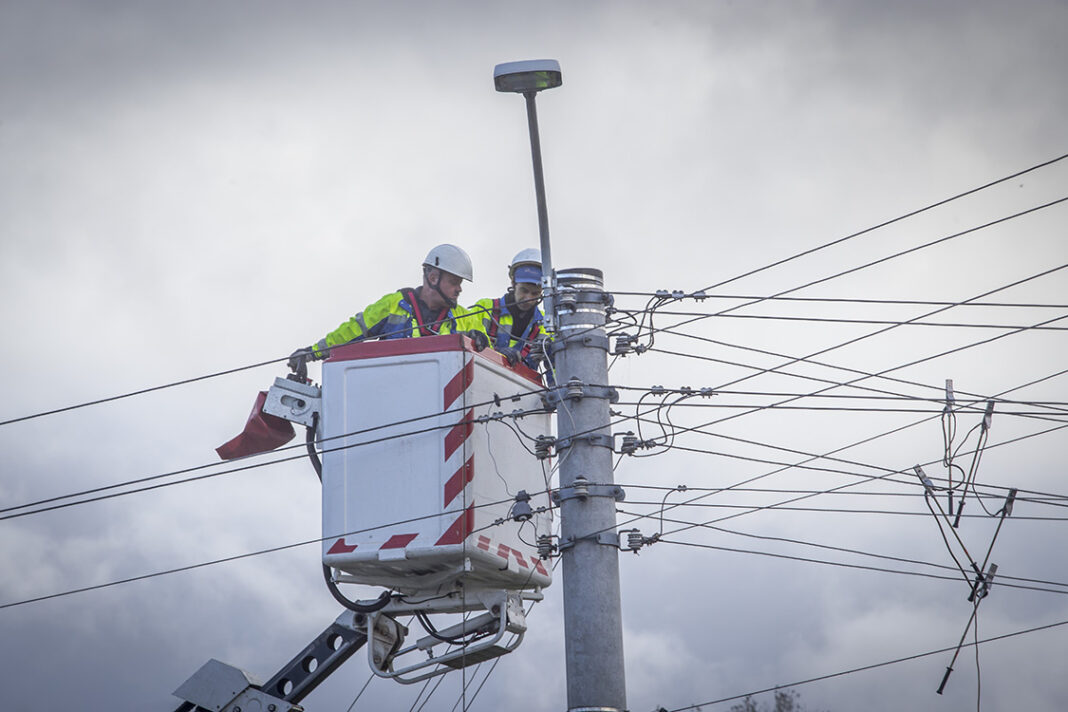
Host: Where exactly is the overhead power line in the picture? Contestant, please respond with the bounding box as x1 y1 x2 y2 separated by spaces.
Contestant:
0 494 525 611
658 616 1068 712
0 306 507 428
694 151 1068 295
611 292 1068 310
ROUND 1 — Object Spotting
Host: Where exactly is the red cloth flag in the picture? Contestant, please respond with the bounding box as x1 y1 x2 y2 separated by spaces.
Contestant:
216 390 296 460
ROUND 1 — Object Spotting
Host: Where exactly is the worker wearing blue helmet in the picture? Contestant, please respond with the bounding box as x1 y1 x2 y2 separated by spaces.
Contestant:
470 248 549 377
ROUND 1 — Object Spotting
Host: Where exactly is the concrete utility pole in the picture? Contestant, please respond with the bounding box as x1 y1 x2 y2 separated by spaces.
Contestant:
494 60 627 712
554 267 628 712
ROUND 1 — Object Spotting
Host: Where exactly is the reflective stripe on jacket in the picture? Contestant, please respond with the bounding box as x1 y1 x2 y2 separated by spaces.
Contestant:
312 289 484 357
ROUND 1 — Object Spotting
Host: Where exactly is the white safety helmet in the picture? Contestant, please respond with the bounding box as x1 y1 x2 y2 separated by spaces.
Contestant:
423 243 474 282
509 248 542 284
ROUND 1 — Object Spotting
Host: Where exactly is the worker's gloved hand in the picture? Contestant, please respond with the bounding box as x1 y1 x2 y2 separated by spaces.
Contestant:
288 348 313 373
498 347 521 367
466 330 490 352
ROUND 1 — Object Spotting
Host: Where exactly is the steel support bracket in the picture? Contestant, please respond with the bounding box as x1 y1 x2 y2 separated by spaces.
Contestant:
263 376 322 428
542 383 619 407
552 483 626 504
548 333 611 355
555 433 615 451
558 532 625 550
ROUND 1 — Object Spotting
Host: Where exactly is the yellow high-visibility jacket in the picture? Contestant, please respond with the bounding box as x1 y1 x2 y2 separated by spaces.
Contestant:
312 288 485 358
470 294 547 372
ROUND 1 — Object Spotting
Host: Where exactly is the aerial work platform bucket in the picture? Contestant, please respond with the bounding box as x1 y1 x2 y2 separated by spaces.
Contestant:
319 334 553 596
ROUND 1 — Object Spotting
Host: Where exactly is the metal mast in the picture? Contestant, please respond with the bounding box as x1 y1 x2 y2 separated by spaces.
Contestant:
494 59 627 712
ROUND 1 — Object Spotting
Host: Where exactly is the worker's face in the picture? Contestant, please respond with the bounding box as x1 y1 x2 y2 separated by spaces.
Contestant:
513 281 543 313
427 268 463 307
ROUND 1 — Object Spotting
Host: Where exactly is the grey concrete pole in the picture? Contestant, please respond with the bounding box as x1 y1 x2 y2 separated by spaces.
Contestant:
553 267 627 712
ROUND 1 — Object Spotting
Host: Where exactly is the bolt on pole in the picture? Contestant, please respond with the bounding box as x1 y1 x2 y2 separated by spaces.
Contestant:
554 268 628 712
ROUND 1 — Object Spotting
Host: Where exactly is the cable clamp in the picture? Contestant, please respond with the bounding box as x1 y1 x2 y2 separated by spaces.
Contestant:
968 562 998 602
913 464 937 494
982 400 995 431
1000 488 1018 517
552 477 626 504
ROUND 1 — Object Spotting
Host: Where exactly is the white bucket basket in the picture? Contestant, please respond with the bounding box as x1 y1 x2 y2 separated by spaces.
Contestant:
320 334 553 596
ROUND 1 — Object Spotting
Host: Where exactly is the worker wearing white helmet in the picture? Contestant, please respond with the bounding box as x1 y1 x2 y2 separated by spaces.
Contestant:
469 248 548 375
289 244 488 371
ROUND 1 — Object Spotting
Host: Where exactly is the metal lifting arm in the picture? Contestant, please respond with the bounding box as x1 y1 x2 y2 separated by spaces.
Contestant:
172 610 404 712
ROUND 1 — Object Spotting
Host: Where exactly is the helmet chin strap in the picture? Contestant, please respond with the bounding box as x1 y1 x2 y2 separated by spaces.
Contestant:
428 270 457 308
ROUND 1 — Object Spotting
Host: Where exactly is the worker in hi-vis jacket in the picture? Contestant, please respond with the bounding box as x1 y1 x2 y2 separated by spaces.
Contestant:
469 248 550 378
288 243 489 373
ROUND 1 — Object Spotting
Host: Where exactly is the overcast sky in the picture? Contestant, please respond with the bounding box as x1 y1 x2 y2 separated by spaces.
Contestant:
2 1 1067 711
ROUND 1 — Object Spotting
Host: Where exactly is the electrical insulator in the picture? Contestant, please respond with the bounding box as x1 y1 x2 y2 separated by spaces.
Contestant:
619 431 639 455
626 529 644 553
572 476 589 500
534 435 555 460
565 377 584 400
614 334 636 355
537 534 556 560
511 490 533 522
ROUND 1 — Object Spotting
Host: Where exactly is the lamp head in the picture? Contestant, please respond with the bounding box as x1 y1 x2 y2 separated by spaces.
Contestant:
494 59 562 94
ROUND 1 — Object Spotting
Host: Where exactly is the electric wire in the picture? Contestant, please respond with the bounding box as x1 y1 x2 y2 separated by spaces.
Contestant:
610 292 1068 310
648 309 1068 331
656 616 1068 711
0 305 507 428
0 394 550 522
688 152 1068 298
605 197 1068 356
0 495 517 611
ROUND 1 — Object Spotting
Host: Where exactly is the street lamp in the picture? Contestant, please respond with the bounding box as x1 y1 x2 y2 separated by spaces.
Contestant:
494 59 562 331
